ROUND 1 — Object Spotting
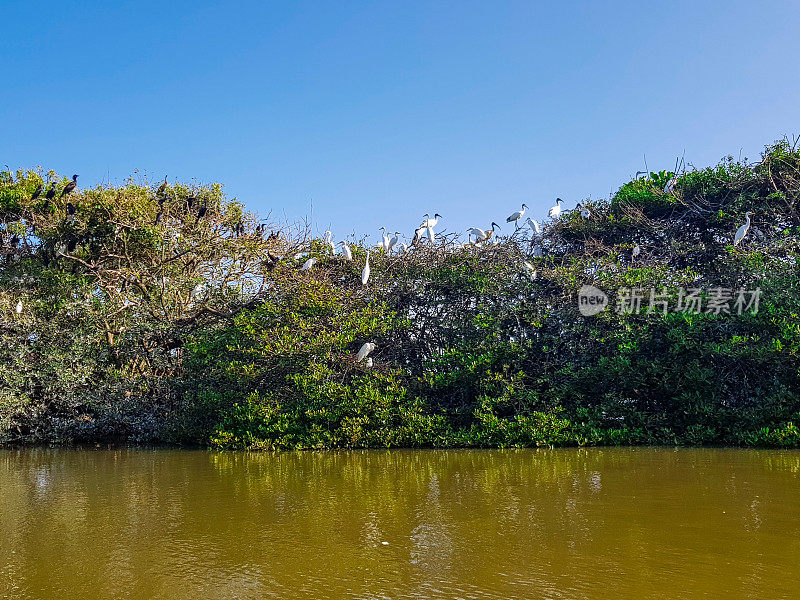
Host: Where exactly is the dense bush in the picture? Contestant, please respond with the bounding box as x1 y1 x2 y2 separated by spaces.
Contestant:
2 140 799 448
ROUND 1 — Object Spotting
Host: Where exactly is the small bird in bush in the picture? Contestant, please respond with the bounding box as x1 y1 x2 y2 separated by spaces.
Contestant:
525 217 541 235
60 174 78 198
548 198 563 219
733 212 754 246
365 357 373 368
10 235 19 248
45 182 56 201
362 251 371 286
356 342 376 363
396 242 408 254
196 204 208 222
339 240 353 261
506 203 528 228
15 299 23 314
301 257 316 271
31 184 43 200
186 195 196 209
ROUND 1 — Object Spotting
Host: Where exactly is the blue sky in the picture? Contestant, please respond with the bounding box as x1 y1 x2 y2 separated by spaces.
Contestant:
2 1 799 244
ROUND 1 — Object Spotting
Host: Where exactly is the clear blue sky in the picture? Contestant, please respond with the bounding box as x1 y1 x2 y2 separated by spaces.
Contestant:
3 1 799 243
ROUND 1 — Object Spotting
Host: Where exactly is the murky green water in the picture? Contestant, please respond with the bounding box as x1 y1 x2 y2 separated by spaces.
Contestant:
1 448 799 599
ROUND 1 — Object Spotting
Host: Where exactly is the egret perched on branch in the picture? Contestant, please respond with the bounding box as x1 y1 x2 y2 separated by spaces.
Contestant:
523 261 538 279
324 231 336 254
362 251 371 286
548 198 564 218
301 257 316 271
379 227 390 252
356 342 376 363
506 204 528 228
365 357 374 368
525 218 541 235
733 212 754 246
339 240 352 261
387 232 401 253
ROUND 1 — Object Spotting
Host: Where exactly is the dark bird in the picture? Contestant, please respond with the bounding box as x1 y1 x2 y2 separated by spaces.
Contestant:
11 235 20 248
67 239 77 252
195 204 207 223
60 174 78 198
157 175 168 197
45 182 56 200
157 195 166 206
66 202 76 216
154 211 163 226
186 195 196 210
31 184 43 200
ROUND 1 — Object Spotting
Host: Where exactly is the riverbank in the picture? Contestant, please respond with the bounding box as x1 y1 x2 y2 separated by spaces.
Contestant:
2 140 799 449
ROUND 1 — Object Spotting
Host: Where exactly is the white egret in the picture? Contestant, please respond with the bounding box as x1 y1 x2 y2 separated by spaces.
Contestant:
506 203 528 228
362 251 371 286
548 198 564 219
365 357 374 368
387 232 401 253
301 257 316 271
577 203 591 219
339 240 353 261
15 299 23 314
294 252 307 260
733 211 754 246
525 218 541 235
356 342 376 362
522 261 538 279
323 231 336 254
396 242 408 253
426 227 435 244
379 227 390 252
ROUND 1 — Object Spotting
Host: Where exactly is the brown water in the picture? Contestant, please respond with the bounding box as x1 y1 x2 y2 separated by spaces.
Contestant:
1 448 799 600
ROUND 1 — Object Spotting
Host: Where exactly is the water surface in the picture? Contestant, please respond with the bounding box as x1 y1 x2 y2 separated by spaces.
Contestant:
1 448 799 599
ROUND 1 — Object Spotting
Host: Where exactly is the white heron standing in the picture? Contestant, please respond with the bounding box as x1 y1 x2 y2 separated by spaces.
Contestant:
379 227 390 252
339 240 353 261
301 257 316 271
356 342 376 363
549 198 564 219
387 232 401 253
506 203 528 228
362 251 371 286
525 218 541 235
733 211 754 246
323 231 336 254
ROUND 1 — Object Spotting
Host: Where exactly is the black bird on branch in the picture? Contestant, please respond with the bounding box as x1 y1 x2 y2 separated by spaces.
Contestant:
186 195 196 210
11 235 20 248
45 182 56 201
195 204 207 224
66 202 76 216
31 184 43 200
60 174 78 198
154 211 163 226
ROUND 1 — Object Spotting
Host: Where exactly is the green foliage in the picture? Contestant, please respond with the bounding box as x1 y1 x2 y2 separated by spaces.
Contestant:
3 140 800 449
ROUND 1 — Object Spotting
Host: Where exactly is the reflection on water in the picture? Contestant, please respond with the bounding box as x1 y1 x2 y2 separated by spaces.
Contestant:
1 448 799 599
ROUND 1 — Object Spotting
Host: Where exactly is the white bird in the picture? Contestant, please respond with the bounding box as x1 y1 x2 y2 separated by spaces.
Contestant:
412 225 426 246
522 261 538 279
361 251 370 286
506 203 528 228
577 203 591 219
549 198 564 219
426 227 435 244
396 242 408 254
468 222 500 244
15 299 23 314
387 232 401 253
301 257 316 271
632 244 641 257
525 218 541 235
734 212 754 246
339 240 352 261
420 213 441 228
365 357 374 368
356 342 376 362
323 231 336 254
294 252 307 260
379 227 390 252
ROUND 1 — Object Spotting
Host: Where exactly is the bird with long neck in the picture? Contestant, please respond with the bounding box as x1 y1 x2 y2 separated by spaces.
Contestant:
362 251 371 286
733 211 754 246
506 204 528 228
60 174 78 198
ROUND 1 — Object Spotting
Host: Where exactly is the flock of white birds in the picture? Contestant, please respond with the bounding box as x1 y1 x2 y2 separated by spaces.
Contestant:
297 198 756 367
